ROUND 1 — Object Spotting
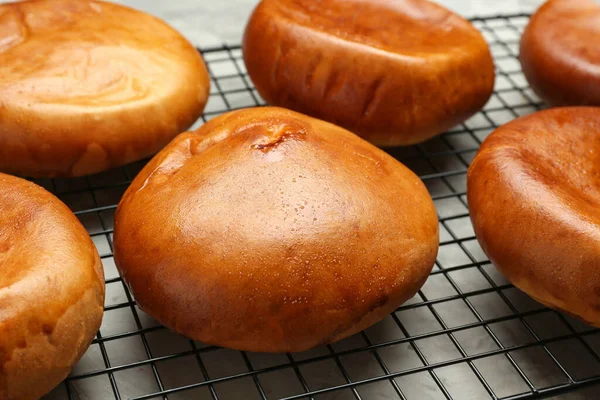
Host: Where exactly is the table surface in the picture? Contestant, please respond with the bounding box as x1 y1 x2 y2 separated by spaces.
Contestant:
109 0 543 47
112 0 546 47
1 0 546 47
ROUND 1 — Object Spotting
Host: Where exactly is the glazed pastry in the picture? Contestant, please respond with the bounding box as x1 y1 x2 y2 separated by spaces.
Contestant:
243 0 495 146
0 173 105 400
114 107 439 352
0 0 210 177
520 0 600 106
468 107 600 325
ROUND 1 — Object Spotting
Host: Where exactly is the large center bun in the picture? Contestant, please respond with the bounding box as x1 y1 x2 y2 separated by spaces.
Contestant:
114 107 438 352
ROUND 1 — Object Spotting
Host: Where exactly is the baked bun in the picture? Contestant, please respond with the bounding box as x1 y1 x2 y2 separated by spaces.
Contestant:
0 0 210 178
0 173 104 400
520 0 600 106
467 107 600 326
242 0 495 146
113 107 439 352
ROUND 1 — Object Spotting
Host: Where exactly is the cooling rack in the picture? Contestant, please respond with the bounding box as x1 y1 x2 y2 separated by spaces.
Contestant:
38 13 600 400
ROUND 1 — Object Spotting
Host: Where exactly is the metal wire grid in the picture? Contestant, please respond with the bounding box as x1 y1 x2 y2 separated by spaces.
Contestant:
36 13 600 400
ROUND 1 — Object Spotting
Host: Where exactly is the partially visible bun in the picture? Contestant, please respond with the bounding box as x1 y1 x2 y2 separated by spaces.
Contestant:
0 173 105 400
0 0 210 177
520 0 600 106
113 107 439 352
243 0 495 146
468 107 600 326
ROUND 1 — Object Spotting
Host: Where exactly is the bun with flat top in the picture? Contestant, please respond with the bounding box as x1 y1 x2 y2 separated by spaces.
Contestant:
0 0 210 177
243 0 495 146
468 107 600 326
520 0 600 106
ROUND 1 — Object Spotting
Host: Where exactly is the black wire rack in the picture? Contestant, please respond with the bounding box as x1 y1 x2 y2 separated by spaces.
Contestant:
39 13 600 400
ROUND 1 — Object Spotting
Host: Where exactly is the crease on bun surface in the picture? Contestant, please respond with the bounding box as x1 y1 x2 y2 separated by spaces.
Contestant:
0 173 105 400
113 107 439 352
467 107 600 326
243 0 495 146
0 0 210 178
520 0 600 106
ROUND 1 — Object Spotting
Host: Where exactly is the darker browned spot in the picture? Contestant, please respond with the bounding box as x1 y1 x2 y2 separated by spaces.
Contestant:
269 301 283 314
369 294 389 313
17 339 26 349
0 344 9 369
42 324 54 336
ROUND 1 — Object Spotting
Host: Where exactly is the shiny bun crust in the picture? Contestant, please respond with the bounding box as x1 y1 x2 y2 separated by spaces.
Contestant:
243 0 495 146
520 0 600 106
0 0 210 177
113 107 439 352
0 173 105 400
467 107 600 325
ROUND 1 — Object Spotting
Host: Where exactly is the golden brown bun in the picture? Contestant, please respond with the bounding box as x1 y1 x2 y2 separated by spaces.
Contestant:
0 173 105 400
467 107 600 326
242 0 495 146
520 0 600 106
0 0 210 178
113 107 439 352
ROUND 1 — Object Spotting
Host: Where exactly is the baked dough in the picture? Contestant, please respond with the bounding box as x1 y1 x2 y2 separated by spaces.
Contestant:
0 0 210 177
114 107 439 352
520 0 600 106
468 107 600 325
243 0 495 146
0 173 105 400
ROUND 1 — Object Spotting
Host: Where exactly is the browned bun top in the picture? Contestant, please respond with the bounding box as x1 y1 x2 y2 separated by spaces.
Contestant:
243 0 495 146
113 107 439 352
268 0 481 55
0 173 104 400
467 107 600 325
520 0 600 106
0 0 210 177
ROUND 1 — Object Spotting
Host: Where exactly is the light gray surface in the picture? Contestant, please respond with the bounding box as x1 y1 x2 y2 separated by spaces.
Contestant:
110 0 546 46
0 0 547 46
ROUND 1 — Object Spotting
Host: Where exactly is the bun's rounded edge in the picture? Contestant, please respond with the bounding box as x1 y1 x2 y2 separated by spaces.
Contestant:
519 0 600 106
467 107 600 326
0 173 105 400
